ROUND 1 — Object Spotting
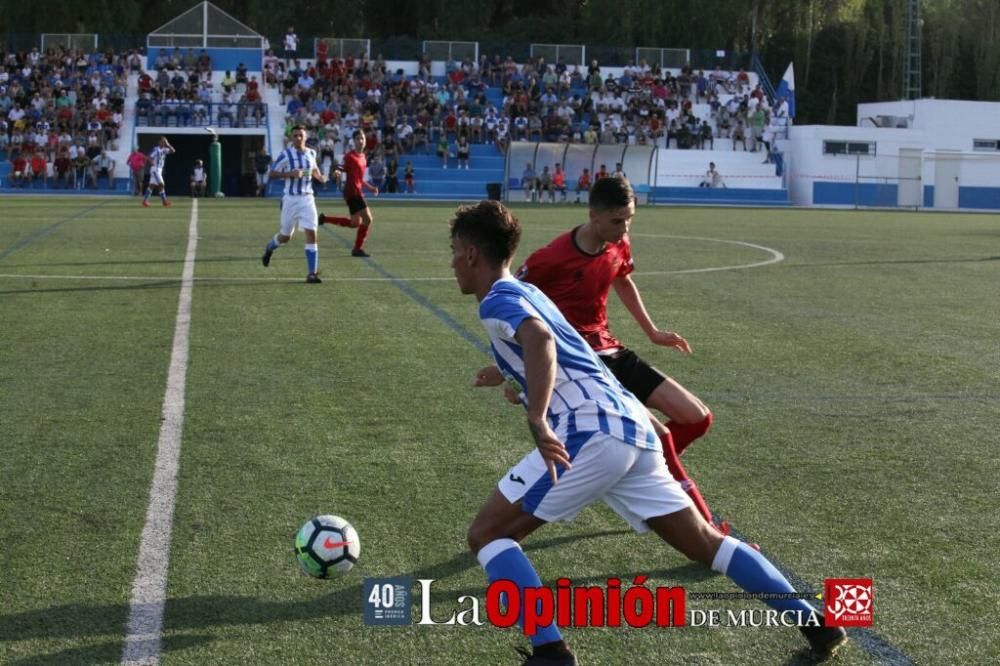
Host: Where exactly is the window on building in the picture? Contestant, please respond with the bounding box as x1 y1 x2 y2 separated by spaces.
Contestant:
823 141 877 156
972 139 999 151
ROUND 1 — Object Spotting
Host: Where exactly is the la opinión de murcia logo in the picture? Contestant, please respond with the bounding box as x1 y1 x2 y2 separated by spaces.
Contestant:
364 576 685 629
363 576 870 630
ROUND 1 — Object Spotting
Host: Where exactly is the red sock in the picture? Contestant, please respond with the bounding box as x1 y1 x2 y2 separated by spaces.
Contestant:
666 411 713 455
353 223 371 251
329 216 352 227
660 432 715 525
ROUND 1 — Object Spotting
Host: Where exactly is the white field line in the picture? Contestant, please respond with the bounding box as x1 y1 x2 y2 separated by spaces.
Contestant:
121 200 198 665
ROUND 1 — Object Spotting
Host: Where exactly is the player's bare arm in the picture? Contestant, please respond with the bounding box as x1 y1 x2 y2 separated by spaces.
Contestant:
515 317 571 482
311 167 327 184
473 365 523 405
613 274 692 354
473 365 504 386
271 167 302 179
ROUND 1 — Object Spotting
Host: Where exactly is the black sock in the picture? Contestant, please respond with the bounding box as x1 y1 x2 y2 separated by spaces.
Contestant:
534 640 570 657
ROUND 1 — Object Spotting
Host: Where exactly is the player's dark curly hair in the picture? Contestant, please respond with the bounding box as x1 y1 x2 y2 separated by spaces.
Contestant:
449 200 522 266
589 175 635 210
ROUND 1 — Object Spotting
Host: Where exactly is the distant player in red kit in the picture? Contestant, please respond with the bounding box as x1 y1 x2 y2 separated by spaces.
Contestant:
516 175 724 534
319 129 379 257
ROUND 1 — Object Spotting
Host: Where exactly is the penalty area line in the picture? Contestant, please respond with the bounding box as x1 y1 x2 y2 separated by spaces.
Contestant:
121 199 198 665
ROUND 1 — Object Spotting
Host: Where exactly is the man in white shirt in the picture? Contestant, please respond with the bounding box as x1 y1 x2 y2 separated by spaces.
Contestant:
91 150 116 188
190 158 207 197
283 27 298 65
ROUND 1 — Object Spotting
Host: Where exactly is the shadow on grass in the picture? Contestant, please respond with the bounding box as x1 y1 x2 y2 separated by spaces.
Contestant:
0 279 295 296
1 256 253 269
9 635 213 666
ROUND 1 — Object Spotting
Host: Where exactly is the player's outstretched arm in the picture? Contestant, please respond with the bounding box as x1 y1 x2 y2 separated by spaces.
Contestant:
311 166 327 184
515 317 570 482
613 275 692 353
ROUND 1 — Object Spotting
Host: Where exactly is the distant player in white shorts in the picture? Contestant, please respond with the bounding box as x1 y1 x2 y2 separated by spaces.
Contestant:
261 125 328 283
142 136 175 207
450 200 847 666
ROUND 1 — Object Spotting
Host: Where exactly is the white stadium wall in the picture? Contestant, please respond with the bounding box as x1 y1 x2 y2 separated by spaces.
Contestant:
785 99 1000 210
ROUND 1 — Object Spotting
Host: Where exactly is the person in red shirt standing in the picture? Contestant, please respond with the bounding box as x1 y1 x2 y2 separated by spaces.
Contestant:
126 147 148 196
515 175 723 534
574 167 592 204
318 129 379 257
551 162 567 202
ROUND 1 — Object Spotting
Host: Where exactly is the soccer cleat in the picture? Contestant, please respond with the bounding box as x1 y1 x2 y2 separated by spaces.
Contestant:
163 200 172 207
800 621 848 661
262 248 273 267
516 647 578 666
318 213 327 226
306 273 322 283
142 200 150 207
351 248 370 258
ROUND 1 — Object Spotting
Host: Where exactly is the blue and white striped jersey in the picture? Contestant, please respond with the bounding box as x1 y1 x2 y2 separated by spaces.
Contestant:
272 147 318 196
149 146 170 170
480 278 660 451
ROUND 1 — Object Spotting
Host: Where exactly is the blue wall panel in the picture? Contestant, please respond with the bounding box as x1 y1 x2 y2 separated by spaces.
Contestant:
650 187 789 205
958 187 1000 210
813 182 899 206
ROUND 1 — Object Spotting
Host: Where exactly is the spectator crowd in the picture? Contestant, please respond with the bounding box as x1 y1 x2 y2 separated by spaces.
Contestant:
272 49 789 193
3 45 129 188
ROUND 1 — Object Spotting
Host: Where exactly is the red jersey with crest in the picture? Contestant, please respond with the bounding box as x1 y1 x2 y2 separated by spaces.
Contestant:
342 150 367 199
516 226 634 351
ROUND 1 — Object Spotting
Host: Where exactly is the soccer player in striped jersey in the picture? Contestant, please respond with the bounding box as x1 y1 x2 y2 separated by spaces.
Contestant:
142 136 175 207
261 125 328 283
452 201 846 665
317 129 379 257
515 175 722 533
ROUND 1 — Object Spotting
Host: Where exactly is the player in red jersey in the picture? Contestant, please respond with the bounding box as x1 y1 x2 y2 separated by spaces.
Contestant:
516 175 724 533
318 129 379 257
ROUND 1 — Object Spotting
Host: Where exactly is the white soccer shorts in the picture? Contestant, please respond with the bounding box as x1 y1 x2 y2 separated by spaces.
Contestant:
279 195 318 235
498 433 692 533
149 167 164 186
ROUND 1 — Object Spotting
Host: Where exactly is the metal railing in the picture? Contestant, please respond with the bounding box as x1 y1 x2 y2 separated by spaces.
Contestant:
133 101 268 129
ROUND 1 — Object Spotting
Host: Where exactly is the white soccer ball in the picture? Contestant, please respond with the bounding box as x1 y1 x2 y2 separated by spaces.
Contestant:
295 514 360 578
214 191 225 198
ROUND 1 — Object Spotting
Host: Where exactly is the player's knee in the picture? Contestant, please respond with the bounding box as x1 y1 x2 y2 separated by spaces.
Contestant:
466 522 489 554
697 410 713 436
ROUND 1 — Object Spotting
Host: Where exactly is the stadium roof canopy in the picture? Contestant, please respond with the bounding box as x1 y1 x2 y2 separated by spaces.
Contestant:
147 1 264 49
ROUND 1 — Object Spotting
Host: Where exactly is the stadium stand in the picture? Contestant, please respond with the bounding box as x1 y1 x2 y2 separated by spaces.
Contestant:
2 28 786 203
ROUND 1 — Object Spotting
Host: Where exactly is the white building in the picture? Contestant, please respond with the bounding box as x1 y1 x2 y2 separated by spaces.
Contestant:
782 99 1000 210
